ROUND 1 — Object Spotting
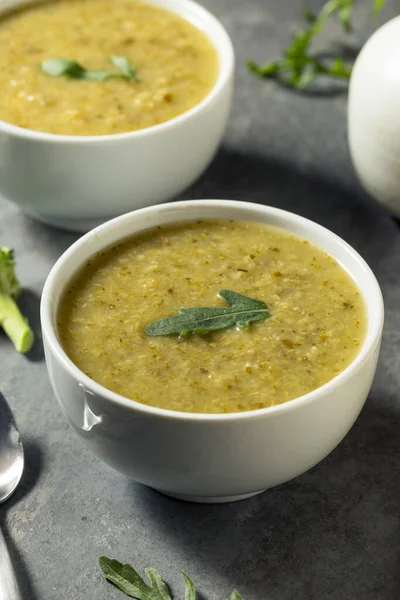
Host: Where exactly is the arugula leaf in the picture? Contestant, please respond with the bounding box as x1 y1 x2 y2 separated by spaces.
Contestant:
99 557 172 599
247 0 385 88
182 572 196 600
110 54 139 81
145 569 173 599
83 69 127 82
41 55 139 82
372 0 386 15
302 7 317 24
41 58 87 78
99 557 243 599
144 290 272 337
338 1 353 32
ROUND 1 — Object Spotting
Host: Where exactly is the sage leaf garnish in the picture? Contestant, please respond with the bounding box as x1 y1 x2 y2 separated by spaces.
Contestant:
41 55 138 82
99 556 244 599
144 290 271 337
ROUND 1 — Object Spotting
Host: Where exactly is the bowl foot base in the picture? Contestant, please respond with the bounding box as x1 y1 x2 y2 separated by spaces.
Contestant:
153 488 266 503
24 209 110 233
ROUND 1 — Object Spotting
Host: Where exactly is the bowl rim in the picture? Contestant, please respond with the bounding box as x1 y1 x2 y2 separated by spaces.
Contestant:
41 199 384 422
0 0 234 143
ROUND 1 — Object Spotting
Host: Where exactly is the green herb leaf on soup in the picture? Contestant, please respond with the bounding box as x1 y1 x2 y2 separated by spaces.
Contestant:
110 54 139 81
145 290 272 337
82 69 125 82
41 55 139 82
41 58 87 78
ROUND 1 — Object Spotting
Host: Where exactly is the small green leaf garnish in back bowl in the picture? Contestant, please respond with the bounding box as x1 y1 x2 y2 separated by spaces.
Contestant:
110 54 139 81
144 290 272 337
41 55 139 82
40 58 85 78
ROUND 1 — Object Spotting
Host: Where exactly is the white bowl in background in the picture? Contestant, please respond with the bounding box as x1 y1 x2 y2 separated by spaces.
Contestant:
0 0 234 231
40 200 384 503
349 16 400 216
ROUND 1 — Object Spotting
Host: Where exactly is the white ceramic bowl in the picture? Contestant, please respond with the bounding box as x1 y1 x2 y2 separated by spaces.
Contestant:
348 16 400 217
0 0 234 232
40 200 384 503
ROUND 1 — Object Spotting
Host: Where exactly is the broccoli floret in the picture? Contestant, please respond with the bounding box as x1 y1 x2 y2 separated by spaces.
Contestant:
0 247 34 353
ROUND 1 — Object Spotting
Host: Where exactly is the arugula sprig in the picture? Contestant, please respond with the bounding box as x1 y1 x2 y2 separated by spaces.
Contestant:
372 0 387 14
144 290 272 337
247 0 386 88
99 556 243 599
109 54 139 81
41 54 139 82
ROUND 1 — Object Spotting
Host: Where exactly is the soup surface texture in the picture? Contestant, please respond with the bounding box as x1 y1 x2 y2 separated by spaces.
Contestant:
0 0 218 135
58 221 366 413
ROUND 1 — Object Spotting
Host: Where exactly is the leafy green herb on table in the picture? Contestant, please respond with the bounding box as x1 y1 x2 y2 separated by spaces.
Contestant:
247 0 386 88
0 247 34 353
181 572 196 600
145 290 271 337
99 556 243 600
41 54 139 82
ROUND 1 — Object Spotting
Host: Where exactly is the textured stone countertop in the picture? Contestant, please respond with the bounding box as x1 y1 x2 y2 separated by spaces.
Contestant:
1 1 400 598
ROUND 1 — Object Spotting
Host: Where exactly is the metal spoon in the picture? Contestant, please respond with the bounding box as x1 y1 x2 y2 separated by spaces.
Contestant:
0 393 23 600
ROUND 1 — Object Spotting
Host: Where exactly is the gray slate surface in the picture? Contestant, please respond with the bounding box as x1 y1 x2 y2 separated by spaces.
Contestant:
1 1 400 598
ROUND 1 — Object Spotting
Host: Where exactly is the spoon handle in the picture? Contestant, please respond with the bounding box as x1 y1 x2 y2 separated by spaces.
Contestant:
0 527 21 599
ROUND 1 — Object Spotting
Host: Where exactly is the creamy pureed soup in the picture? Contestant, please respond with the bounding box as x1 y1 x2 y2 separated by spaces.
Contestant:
0 0 219 135
58 221 366 414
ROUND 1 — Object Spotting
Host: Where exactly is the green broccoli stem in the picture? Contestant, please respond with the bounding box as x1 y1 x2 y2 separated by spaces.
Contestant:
0 293 34 353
